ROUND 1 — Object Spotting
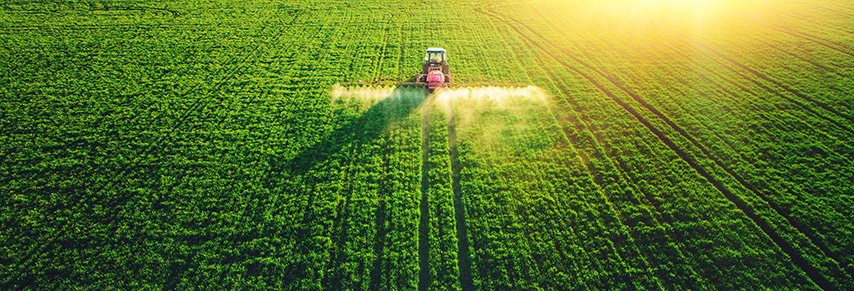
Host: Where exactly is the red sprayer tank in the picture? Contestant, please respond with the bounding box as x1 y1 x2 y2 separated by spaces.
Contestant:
426 67 445 90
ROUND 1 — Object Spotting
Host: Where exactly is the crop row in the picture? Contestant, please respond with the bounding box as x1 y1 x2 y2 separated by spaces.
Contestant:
1 1 430 288
484 0 853 288
458 0 850 289
4 0 852 289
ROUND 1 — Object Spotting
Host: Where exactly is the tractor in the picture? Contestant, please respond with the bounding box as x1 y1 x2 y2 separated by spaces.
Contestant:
419 47 453 90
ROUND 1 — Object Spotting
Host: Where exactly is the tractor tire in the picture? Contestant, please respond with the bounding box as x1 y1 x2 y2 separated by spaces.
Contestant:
442 63 450 75
422 63 429 75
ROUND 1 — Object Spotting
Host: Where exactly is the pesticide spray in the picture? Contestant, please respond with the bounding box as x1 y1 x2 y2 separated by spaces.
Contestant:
329 84 550 137
327 83 556 291
432 86 549 124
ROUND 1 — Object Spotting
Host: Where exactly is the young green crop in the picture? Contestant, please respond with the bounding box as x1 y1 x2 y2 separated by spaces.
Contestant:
2 0 853 289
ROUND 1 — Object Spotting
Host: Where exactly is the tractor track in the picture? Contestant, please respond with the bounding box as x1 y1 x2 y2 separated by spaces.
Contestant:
474 2 843 289
726 10 854 58
473 7 606 287
320 123 363 290
528 54 678 289
321 14 398 288
777 9 854 35
542 3 854 154
447 115 475 291
475 3 690 289
458 23 601 287
475 4 700 289
650 29 854 160
663 5 854 286
5 10 305 287
371 21 408 291
296 12 422 289
220 9 404 285
618 21 854 161
479 0 706 285
503 4 854 283
650 11 854 134
650 24 854 136
645 24 854 279
418 104 431 291
634 29 854 159
657 45 854 281
675 67 854 164
527 38 706 291
789 0 854 18
748 37 852 80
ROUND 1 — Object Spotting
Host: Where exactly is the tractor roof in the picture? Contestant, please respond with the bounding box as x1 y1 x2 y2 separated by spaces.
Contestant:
426 47 446 53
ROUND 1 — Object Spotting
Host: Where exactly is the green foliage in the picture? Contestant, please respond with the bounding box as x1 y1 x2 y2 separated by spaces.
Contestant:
2 0 853 289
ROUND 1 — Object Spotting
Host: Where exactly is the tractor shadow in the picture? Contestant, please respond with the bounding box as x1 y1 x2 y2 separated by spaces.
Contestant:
282 83 426 177
271 83 427 287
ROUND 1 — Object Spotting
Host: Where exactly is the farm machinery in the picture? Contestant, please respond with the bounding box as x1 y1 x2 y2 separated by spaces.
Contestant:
340 47 526 91
419 47 453 90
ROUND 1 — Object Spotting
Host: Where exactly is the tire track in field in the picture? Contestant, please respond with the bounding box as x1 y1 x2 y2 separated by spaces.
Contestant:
474 3 695 289
518 4 854 283
418 104 431 291
639 29 854 161
656 51 854 273
608 58 824 282
646 5 854 273
749 37 851 80
528 59 678 289
668 3 854 72
320 119 366 290
634 28 854 158
369 22 410 291
651 24 854 135
457 23 596 287
218 10 390 283
285 14 417 287
619 24 854 161
757 1 854 36
536 34 723 286
530 36 709 291
536 68 688 290
727 11 854 58
371 20 392 81
778 9 854 35
473 2 840 289
646 25 854 280
478 0 683 282
447 115 475 291
590 2 854 284
789 0 854 18
5 11 304 287
305 14 392 288
472 9 619 288
676 65 854 163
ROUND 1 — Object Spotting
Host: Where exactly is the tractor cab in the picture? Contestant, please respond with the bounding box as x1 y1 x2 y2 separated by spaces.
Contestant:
424 47 448 64
423 47 450 75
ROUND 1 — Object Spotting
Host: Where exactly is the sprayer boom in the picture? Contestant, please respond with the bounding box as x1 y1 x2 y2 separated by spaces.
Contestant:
338 48 526 90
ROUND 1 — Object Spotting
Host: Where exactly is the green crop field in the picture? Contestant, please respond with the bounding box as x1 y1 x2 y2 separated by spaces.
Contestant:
2 0 853 289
